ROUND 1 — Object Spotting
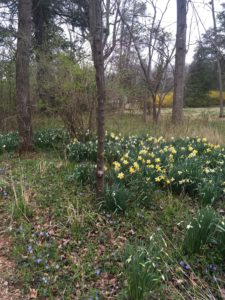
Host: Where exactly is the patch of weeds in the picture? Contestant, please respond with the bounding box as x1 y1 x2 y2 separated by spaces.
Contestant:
67 200 96 240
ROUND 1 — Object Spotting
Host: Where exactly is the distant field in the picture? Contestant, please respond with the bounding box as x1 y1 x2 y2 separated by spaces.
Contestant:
162 106 220 117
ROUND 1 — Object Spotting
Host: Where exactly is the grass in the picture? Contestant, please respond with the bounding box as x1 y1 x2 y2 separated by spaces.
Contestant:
0 112 225 299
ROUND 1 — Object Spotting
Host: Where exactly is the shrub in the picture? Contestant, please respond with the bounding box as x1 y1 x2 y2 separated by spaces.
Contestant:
183 207 217 255
0 132 18 153
33 128 69 149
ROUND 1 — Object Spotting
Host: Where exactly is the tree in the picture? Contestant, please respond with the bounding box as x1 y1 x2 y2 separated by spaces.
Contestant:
185 43 218 107
172 0 187 124
16 0 33 153
89 0 106 198
211 0 224 118
118 0 174 123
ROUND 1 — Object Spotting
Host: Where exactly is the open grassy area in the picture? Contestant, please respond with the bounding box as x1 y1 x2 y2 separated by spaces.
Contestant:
0 112 225 299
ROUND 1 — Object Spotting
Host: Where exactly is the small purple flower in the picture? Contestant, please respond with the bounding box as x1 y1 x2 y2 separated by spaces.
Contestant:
35 258 42 264
45 232 49 238
27 245 33 254
179 261 190 270
39 232 44 237
45 265 49 270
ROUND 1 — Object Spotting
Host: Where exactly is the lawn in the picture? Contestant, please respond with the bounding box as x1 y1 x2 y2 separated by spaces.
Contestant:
0 112 225 299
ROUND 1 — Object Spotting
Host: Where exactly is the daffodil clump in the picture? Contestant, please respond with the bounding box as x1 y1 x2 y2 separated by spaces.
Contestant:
0 129 69 153
111 135 225 205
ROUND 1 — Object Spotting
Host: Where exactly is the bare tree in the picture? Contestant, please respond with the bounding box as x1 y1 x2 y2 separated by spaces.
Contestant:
89 0 106 198
118 0 174 122
16 0 33 153
172 0 187 124
211 0 224 118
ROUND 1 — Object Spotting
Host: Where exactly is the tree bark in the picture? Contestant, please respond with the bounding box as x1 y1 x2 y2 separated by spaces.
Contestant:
32 0 50 111
172 0 187 124
89 0 106 198
211 0 224 118
16 0 33 153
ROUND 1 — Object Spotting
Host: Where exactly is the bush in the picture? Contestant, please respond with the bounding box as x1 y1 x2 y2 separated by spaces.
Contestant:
34 128 69 149
0 132 18 153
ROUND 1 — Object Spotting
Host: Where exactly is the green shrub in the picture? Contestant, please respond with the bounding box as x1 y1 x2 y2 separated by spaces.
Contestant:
0 132 18 153
183 207 217 255
34 128 69 149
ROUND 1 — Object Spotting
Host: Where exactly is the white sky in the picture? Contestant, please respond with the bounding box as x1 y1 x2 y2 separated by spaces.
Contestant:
157 0 223 63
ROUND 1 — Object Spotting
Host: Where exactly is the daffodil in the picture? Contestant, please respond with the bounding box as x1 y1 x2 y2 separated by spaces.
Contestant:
113 161 121 171
129 166 135 174
117 172 125 179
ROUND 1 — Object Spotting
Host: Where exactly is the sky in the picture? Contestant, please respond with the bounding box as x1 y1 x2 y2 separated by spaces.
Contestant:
157 0 223 63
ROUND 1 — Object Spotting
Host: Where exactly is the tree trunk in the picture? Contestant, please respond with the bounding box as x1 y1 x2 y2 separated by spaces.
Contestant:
32 0 50 111
152 96 158 123
143 98 147 123
16 0 33 153
172 0 187 124
89 0 106 198
211 0 224 118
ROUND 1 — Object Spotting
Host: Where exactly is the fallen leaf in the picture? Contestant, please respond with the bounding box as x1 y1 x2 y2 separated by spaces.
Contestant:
29 288 37 299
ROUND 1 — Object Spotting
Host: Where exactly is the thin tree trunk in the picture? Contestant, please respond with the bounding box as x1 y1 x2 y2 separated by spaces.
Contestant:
172 0 187 124
211 0 224 118
152 97 157 123
16 0 33 153
89 0 106 198
143 98 147 123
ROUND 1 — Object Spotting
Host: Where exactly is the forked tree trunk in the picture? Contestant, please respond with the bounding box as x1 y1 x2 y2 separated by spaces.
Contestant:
16 0 33 153
172 0 187 124
89 0 106 198
211 0 224 118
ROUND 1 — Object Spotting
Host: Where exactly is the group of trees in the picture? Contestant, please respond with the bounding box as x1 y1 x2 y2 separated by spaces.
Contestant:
186 2 225 112
0 0 224 195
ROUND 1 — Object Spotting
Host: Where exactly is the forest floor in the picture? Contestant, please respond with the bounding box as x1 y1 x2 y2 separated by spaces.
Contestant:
0 167 23 300
0 112 225 299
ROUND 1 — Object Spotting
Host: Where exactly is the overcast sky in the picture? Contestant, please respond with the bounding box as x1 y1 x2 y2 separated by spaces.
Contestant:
157 0 223 63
